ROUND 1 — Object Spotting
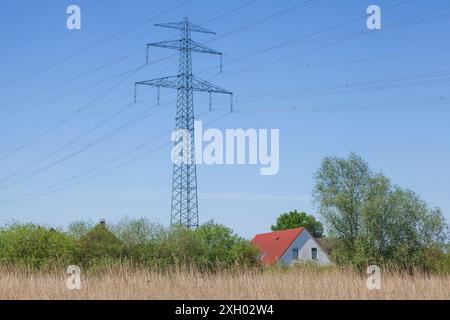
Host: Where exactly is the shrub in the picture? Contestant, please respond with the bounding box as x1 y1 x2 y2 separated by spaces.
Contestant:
76 222 127 267
110 217 162 265
0 223 76 269
313 153 449 272
196 222 259 268
271 210 324 238
67 220 94 240
152 221 259 270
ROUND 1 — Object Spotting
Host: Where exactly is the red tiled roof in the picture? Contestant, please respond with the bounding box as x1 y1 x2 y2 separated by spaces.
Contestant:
251 228 305 265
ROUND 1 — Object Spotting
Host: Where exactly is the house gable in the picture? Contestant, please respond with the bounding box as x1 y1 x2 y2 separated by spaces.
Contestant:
251 228 332 266
251 228 304 265
280 229 331 266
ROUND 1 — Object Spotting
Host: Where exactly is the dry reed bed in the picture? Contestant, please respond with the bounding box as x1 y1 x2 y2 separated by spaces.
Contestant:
0 267 448 300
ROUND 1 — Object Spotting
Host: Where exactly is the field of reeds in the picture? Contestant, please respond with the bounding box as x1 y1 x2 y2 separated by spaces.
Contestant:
0 266 448 300
0 219 448 300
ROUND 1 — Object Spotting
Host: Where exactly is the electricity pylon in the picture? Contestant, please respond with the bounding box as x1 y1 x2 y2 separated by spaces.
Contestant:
135 17 233 229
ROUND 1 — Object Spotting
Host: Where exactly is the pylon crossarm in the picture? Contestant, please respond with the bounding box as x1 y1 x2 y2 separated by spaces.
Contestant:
154 21 215 34
191 76 232 95
189 41 222 55
186 21 216 34
148 40 222 55
147 40 182 51
154 22 183 31
135 76 179 90
135 76 231 95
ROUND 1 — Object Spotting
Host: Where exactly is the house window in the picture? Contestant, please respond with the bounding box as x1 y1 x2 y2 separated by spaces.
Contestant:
292 247 299 259
311 248 318 261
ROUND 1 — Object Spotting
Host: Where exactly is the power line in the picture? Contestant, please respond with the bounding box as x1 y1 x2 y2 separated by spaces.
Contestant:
0 0 306 133
0 0 261 114
1 0 434 162
0 0 193 91
250 47 450 75
0 0 419 118
13 0 108 49
3 93 449 206
0 65 143 120
198 1 371 75
0 1 310 166
0 0 264 180
0 48 144 111
245 78 450 101
9 66 450 188
0 111 229 207
210 0 319 43
0 97 162 185
0 1 418 169
0 100 171 189
0 95 133 137
144 0 320 70
234 96 450 113
208 2 450 81
201 0 260 25
239 68 450 101
1 0 444 208
0 92 132 133
0 65 145 161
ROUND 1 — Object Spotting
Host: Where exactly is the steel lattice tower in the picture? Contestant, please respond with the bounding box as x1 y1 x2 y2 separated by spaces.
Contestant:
135 18 232 229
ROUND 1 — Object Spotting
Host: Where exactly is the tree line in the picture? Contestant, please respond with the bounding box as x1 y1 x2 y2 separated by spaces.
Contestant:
0 153 448 273
273 153 449 273
0 219 258 271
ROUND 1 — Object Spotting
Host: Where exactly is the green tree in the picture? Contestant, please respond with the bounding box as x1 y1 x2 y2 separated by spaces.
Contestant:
313 153 449 271
153 221 258 270
196 221 258 267
313 153 370 245
271 210 324 238
0 223 76 269
76 222 127 267
112 217 162 247
67 220 94 240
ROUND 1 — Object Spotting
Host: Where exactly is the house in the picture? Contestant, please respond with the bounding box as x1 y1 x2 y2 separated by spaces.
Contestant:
78 219 126 261
251 227 331 266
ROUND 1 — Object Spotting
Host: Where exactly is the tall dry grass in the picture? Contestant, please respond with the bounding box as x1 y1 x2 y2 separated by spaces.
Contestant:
0 266 448 300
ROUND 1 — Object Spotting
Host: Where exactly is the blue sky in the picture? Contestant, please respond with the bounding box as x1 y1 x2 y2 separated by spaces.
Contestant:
0 0 449 239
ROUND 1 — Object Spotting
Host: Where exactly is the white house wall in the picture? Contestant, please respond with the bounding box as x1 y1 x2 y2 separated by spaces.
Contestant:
297 238 331 265
278 230 331 266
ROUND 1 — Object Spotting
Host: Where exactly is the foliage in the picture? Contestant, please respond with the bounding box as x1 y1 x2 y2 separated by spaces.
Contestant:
0 219 259 271
152 221 259 270
67 220 94 240
112 217 162 247
271 210 324 237
313 153 449 272
0 223 76 269
109 217 163 265
196 222 259 268
76 222 127 267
